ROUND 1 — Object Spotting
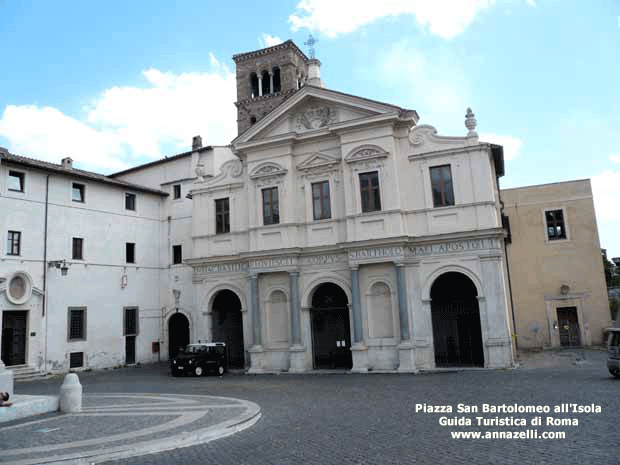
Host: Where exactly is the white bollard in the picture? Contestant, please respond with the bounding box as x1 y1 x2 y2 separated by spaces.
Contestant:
59 373 82 413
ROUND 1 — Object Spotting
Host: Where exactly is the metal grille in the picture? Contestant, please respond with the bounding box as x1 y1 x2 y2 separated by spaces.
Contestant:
69 309 85 340
69 352 84 369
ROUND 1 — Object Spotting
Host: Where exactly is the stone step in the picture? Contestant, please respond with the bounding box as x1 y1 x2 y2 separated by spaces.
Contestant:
5 365 46 382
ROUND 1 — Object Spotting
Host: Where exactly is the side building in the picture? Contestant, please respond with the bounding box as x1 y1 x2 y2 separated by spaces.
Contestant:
502 179 611 349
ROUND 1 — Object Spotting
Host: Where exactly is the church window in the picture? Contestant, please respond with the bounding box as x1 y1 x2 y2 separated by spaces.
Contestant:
312 181 331 220
272 67 281 93
359 171 381 213
215 197 230 233
262 187 279 225
430 165 455 207
261 70 270 96
250 73 259 98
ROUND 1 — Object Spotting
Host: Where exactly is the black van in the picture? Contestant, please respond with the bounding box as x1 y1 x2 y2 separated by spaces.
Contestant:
171 342 227 377
607 328 620 378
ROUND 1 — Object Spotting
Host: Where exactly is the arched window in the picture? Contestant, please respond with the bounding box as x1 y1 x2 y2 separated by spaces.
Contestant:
250 73 259 98
272 66 281 93
261 70 269 96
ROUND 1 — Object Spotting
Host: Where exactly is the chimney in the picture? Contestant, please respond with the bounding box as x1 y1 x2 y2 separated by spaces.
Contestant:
306 59 324 87
61 157 73 169
192 135 203 150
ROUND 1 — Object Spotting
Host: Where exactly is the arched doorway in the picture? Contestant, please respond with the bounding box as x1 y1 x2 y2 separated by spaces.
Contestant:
168 313 190 359
211 290 245 368
310 283 352 369
431 272 484 367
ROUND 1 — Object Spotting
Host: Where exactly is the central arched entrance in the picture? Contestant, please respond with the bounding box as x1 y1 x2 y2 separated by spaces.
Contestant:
168 313 190 359
431 272 484 367
310 283 353 369
211 290 245 368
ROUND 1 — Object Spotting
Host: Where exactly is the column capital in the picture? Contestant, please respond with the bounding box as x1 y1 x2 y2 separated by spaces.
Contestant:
349 265 359 271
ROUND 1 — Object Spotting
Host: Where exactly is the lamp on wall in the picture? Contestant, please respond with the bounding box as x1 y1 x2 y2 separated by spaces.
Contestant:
48 259 70 276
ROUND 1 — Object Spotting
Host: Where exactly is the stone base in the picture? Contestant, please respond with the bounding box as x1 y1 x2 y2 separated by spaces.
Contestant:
289 345 307 373
397 342 417 373
247 345 266 374
485 341 513 369
0 395 59 424
351 344 369 373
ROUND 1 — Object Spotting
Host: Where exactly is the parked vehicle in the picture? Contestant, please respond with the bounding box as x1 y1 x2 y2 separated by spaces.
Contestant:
607 328 620 379
171 342 227 377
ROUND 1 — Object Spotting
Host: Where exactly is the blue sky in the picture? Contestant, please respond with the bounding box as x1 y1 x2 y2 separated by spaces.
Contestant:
1 1 619 258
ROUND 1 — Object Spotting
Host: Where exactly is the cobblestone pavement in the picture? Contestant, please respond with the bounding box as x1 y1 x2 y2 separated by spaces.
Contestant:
12 350 620 465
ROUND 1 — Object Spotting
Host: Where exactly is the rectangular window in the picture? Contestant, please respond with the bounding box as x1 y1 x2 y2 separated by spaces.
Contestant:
124 307 139 336
69 352 84 369
545 209 567 240
72 237 83 260
173 244 182 264
312 181 331 220
72 183 85 203
359 171 381 213
7 231 21 256
262 187 280 225
430 165 455 207
173 184 181 199
126 242 135 263
8 171 25 192
215 198 230 233
125 193 136 211
68 308 86 341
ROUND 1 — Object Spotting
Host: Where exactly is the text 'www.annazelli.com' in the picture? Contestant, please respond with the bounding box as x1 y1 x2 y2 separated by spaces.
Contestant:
451 430 566 439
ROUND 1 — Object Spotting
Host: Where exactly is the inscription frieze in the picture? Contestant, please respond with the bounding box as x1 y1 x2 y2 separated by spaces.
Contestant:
301 254 347 266
194 262 247 274
349 247 404 261
407 238 499 257
249 256 297 269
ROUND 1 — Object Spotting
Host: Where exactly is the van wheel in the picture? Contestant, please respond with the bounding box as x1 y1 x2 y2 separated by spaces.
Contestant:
194 366 203 377
610 368 620 379
217 365 225 376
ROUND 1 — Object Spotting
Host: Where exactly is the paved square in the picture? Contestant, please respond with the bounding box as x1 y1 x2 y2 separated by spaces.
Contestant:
10 351 620 465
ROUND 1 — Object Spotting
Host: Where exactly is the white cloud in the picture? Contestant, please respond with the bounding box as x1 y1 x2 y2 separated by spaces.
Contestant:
479 133 523 160
0 54 237 173
259 34 283 48
610 154 620 163
592 170 620 222
289 0 496 39
381 41 470 131
0 105 128 171
526 0 536 6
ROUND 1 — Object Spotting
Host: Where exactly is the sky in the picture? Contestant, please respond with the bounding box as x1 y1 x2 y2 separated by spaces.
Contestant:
1 0 619 258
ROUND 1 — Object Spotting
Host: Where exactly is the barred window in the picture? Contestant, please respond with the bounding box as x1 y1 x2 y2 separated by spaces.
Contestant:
72 237 83 260
68 308 86 341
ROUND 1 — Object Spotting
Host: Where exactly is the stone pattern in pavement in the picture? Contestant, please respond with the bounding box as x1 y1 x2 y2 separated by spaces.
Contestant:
12 350 620 465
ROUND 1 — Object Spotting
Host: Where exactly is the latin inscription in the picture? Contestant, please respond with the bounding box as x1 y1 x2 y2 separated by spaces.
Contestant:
408 238 498 257
349 247 404 260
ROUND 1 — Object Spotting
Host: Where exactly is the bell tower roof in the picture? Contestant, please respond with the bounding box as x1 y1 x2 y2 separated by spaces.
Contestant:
233 40 320 136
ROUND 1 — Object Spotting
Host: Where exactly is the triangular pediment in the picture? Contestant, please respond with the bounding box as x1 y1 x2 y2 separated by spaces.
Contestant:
233 86 418 147
297 152 341 171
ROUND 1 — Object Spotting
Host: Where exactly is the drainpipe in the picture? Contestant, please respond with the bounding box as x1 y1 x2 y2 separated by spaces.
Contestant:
497 175 518 352
43 174 50 372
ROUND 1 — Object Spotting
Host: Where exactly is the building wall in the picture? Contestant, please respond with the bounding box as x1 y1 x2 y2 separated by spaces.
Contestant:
0 160 166 372
502 179 611 348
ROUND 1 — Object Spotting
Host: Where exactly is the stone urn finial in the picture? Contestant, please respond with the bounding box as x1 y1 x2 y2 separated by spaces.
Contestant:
465 107 477 136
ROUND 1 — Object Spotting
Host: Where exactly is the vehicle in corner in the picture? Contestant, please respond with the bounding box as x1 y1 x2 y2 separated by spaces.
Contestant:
171 342 227 377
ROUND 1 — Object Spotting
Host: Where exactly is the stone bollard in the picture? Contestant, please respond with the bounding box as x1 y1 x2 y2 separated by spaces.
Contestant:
59 373 82 413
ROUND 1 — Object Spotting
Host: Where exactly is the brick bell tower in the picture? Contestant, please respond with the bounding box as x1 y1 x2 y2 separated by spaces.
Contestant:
233 40 321 135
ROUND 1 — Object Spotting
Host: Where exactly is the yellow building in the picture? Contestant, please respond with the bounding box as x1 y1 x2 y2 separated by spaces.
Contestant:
502 179 611 349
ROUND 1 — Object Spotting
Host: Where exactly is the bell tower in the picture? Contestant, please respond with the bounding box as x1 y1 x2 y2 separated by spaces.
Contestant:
233 40 317 135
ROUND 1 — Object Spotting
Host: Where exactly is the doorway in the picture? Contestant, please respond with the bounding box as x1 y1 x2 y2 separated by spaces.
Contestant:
168 313 190 359
557 307 581 347
1 311 28 366
211 290 245 368
310 283 352 369
431 272 484 367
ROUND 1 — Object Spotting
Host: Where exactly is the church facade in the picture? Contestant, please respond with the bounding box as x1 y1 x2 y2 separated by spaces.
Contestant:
1 40 521 375
184 40 514 372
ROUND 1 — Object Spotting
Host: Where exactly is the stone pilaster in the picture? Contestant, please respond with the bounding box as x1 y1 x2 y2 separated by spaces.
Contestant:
350 267 368 372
